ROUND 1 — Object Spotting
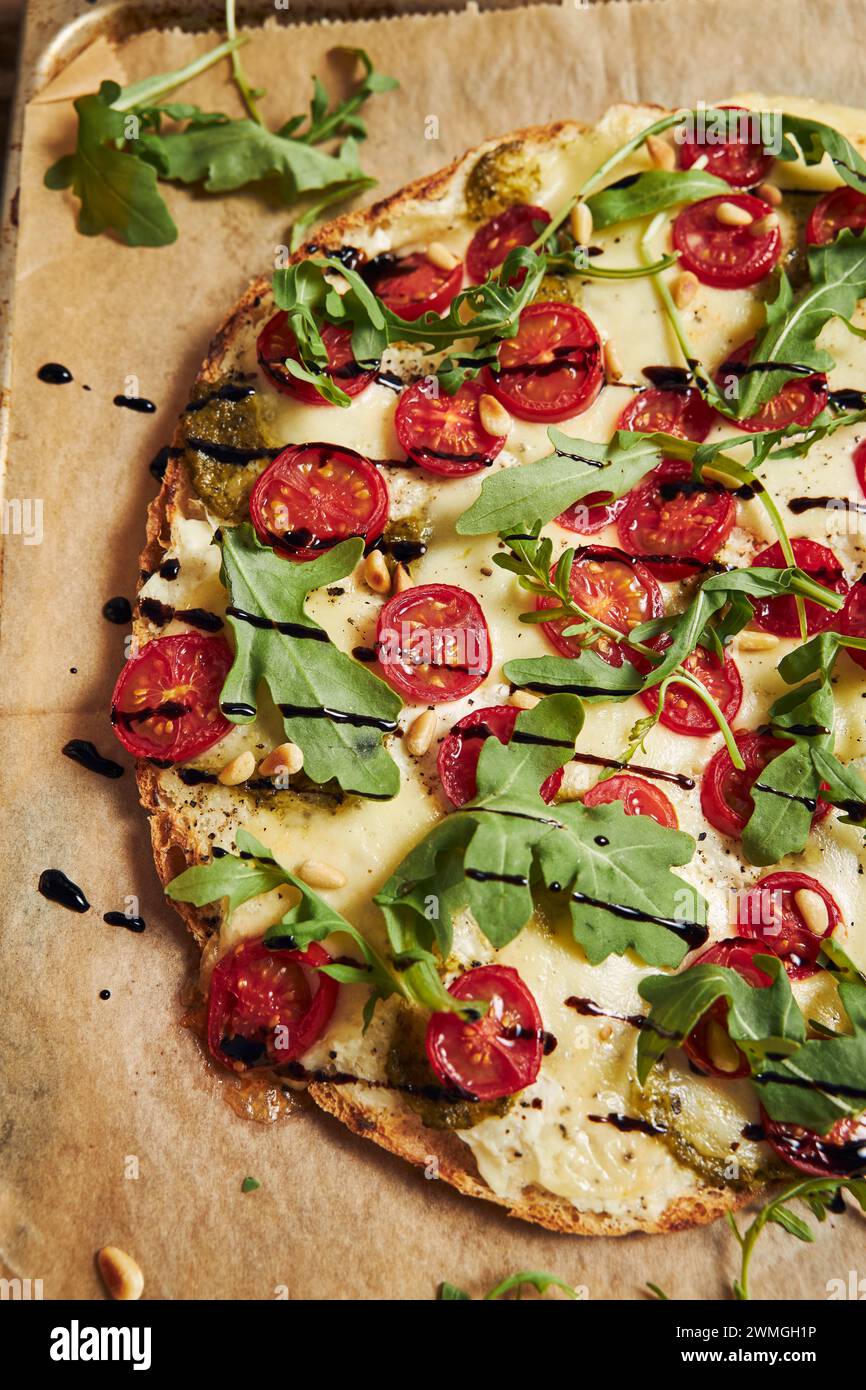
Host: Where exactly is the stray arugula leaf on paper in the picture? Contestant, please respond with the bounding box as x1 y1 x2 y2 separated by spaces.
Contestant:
439 1270 582 1301
727 1176 866 1299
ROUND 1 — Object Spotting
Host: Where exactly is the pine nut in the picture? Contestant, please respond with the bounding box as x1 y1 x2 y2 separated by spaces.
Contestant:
737 630 780 651
794 888 829 938
749 213 779 237
393 563 413 593
757 182 783 206
570 201 593 245
691 154 709 170
259 742 303 777
646 134 675 171
705 1019 743 1075
363 550 391 594
598 1023 613 1041
97 1246 144 1301
672 270 699 308
298 860 347 890
425 240 460 271
511 690 541 710
218 750 255 786
716 200 753 227
479 393 512 437
406 709 437 757
604 340 624 382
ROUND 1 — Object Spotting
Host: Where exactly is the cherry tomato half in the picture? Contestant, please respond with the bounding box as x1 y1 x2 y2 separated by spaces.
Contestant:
207 937 338 1070
376 583 491 703
616 459 737 581
715 339 828 434
838 577 866 671
638 636 743 737
677 105 775 188
466 204 551 284
111 633 233 763
762 1109 866 1179
249 443 390 562
583 773 678 828
367 251 463 321
855 438 866 499
683 938 774 1079
750 538 847 638
672 194 781 289
535 546 663 667
806 187 866 246
257 312 376 403
483 302 604 423
425 965 544 1101
437 705 563 807
734 871 841 980
701 731 831 840
395 378 506 476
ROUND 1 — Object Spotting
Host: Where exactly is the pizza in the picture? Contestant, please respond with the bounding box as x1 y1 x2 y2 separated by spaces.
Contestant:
113 95 866 1237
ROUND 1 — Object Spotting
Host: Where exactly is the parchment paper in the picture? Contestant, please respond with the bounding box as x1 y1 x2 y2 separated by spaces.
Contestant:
2 0 865 1300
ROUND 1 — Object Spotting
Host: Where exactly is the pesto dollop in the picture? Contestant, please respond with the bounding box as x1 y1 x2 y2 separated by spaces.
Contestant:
386 1006 512 1131
182 375 278 521
465 142 542 222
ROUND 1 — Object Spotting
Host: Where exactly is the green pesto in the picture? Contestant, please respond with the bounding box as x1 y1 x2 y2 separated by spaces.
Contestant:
381 512 433 569
533 272 576 304
465 141 542 222
182 375 277 521
386 1007 512 1131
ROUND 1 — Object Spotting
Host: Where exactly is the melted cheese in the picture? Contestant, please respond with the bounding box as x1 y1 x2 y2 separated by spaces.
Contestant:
146 98 866 1221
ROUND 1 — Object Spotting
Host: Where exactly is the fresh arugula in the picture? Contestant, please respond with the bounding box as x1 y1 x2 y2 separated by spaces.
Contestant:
439 1271 581 1300
376 694 707 970
218 525 402 799
754 982 866 1131
586 167 729 229
727 1177 866 1300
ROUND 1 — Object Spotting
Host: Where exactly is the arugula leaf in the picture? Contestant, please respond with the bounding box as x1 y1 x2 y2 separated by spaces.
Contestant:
438 1282 471 1301
438 1270 580 1300
218 525 401 799
755 982 866 1131
636 954 805 1084
165 835 288 915
728 1176 866 1299
778 113 866 193
504 651 643 703
586 167 729 228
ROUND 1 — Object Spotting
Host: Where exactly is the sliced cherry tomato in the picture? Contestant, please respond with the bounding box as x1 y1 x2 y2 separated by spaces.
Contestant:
249 443 390 562
715 339 828 433
111 633 233 763
376 583 491 703
616 459 737 581
256 312 376 403
556 388 715 535
394 379 505 476
762 1109 866 1178
677 105 775 187
806 186 866 246
672 194 781 289
367 251 462 321
734 871 841 980
466 204 551 284
855 438 866 498
207 937 338 1071
425 965 544 1101
838 577 866 671
684 938 774 1078
750 538 847 638
583 773 678 828
482 302 603 423
535 546 663 667
701 731 831 839
437 705 563 807
638 635 742 737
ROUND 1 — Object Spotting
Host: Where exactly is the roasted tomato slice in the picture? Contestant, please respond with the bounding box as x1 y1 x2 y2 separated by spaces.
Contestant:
207 937 338 1070
806 187 866 246
750 538 847 638
583 773 678 828
683 938 774 1079
376 583 491 703
734 871 842 980
762 1109 866 1178
638 635 743 737
256 312 376 403
838 576 866 671
677 105 775 187
535 545 663 667
249 443 390 562
395 378 506 476
367 251 463 321
437 705 563 807
701 731 831 839
425 965 545 1101
715 339 828 433
111 633 233 762
466 204 551 283
616 458 737 581
672 194 781 289
557 387 715 535
856 439 866 499
482 302 603 423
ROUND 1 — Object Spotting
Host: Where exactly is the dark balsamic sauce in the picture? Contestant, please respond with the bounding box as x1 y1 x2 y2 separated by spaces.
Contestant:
281 1058 479 1105
352 645 378 663
276 702 398 732
571 750 695 790
184 437 283 467
103 911 146 933
829 387 866 410
62 740 124 780
113 394 156 413
466 867 530 887
38 362 73 384
221 702 257 719
139 597 223 633
149 445 182 481
99 990 111 1000
225 605 329 641
159 558 181 580
741 1122 767 1142
752 781 818 812
789 495 866 517
565 996 678 1039
642 365 693 392
551 884 707 949
102 596 132 624
588 1111 668 1136
38 869 89 913
183 383 255 413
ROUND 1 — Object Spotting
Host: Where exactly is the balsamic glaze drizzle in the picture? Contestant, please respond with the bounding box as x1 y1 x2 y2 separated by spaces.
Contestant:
62 740 124 780
113 394 156 413
102 596 133 625
38 362 72 384
226 605 330 642
139 597 223 633
588 1111 668 1136
103 911 146 933
38 869 89 913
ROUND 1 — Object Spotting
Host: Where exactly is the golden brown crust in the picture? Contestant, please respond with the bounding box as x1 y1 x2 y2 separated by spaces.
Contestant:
133 112 756 1236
